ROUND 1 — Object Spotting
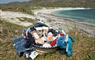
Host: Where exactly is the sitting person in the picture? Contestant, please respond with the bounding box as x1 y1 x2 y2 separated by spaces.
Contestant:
22 27 36 48
34 26 49 44
31 30 44 45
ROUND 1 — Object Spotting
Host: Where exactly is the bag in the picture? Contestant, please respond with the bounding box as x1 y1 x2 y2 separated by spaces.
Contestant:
50 39 57 47
57 36 67 49
57 36 73 56
66 37 73 56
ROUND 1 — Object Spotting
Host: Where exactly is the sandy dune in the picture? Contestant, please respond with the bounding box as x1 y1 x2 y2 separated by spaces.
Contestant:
0 10 35 27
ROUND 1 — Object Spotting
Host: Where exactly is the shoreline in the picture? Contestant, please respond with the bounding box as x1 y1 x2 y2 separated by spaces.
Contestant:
33 7 91 14
33 8 95 37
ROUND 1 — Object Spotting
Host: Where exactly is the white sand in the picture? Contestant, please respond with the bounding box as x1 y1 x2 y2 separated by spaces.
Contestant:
33 7 90 15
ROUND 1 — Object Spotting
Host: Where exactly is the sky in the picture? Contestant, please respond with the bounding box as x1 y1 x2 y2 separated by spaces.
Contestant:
0 0 30 4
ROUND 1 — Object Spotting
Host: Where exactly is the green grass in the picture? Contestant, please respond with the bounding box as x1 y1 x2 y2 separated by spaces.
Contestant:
0 20 26 60
0 19 95 60
0 4 33 15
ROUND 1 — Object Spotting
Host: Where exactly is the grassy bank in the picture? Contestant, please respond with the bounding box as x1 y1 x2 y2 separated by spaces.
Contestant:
0 20 25 60
0 4 42 15
0 19 95 60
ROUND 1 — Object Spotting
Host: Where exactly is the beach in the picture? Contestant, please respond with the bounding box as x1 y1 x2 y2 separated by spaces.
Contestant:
0 8 95 37
33 8 95 37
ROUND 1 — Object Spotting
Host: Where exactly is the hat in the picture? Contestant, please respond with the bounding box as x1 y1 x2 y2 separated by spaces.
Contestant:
35 27 48 31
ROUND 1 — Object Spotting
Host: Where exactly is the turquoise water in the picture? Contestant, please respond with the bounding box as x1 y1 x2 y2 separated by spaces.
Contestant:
54 9 95 26
0 0 30 4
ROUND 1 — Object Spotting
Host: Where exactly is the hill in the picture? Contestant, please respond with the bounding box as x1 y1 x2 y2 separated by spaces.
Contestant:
30 0 95 7
0 0 95 14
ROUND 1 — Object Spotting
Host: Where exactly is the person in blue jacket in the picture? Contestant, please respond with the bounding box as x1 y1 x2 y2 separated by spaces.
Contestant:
57 34 73 56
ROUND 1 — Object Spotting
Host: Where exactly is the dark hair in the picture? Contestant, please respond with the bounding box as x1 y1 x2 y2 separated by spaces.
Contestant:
34 23 48 27
30 27 36 31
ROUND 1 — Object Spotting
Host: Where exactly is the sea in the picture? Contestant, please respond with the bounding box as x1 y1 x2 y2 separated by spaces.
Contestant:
0 0 30 4
54 8 95 26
